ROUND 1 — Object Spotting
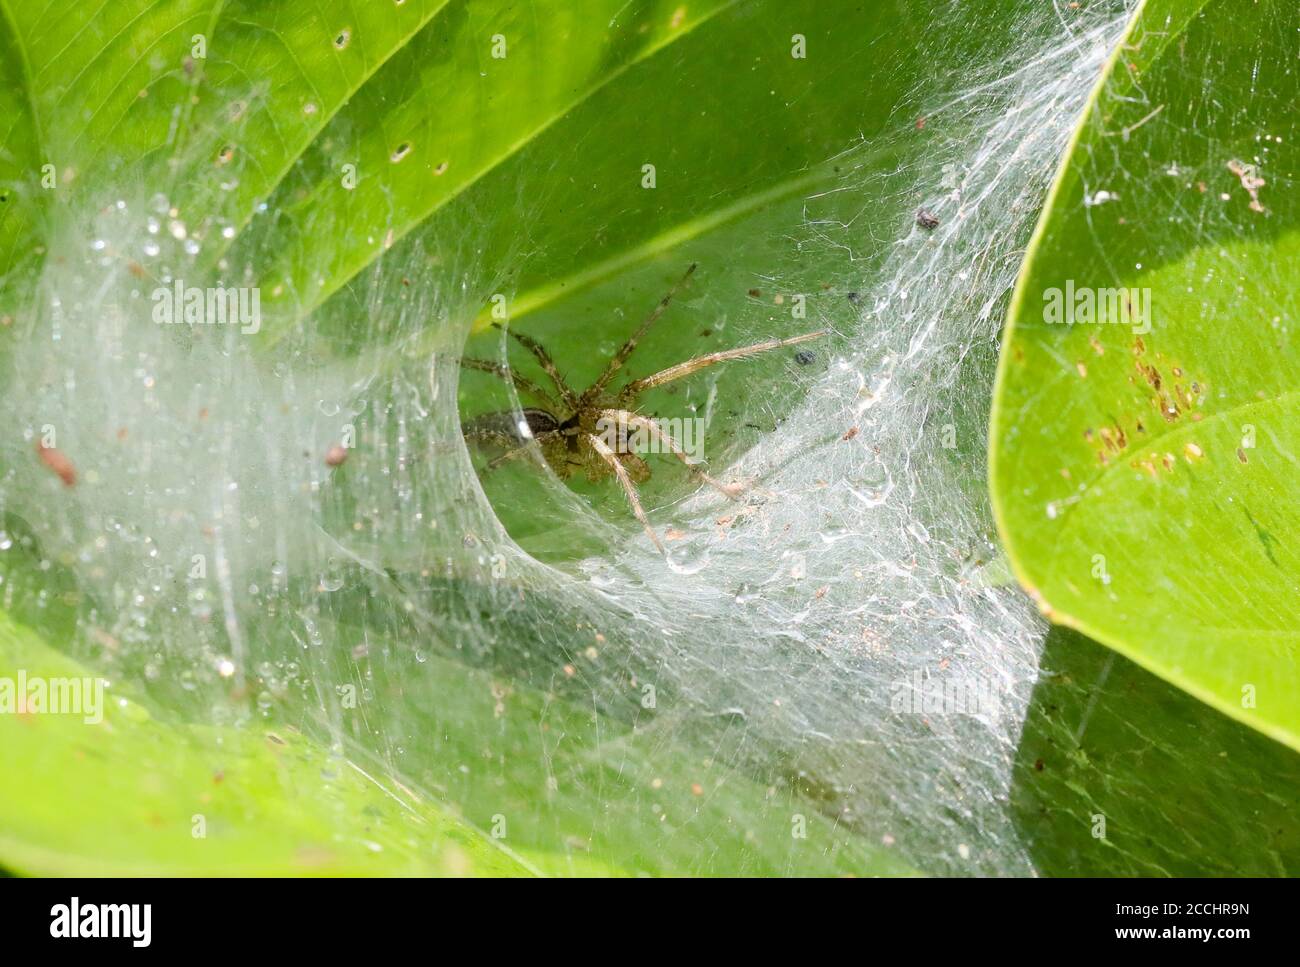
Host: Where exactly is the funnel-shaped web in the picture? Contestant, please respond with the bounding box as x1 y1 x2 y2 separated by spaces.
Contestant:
0 5 1133 875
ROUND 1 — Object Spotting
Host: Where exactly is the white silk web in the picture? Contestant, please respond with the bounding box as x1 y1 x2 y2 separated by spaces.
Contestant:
0 3 1132 875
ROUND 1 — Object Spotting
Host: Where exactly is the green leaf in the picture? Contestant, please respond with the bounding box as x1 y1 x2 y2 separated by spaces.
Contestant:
990 0 1300 750
1014 626 1300 876
236 0 1003 344
245 0 739 328
0 6 46 309
0 610 533 876
0 0 208 223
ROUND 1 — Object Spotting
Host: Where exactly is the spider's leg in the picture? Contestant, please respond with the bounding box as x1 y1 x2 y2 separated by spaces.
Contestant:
585 433 664 553
600 409 741 500
460 356 559 411
491 326 580 410
581 262 697 404
618 330 826 405
484 429 560 471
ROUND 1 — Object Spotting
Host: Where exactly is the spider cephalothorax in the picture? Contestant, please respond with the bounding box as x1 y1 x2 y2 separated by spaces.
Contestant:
462 264 824 551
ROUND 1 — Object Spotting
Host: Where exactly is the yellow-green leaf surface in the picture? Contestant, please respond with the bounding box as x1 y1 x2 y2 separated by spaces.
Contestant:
0 611 532 876
990 0 1300 749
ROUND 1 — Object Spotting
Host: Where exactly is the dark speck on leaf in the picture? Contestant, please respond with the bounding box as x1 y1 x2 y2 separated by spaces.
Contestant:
795 350 815 366
846 292 859 303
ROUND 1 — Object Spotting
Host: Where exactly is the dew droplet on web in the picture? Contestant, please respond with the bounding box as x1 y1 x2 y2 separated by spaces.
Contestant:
318 560 344 592
665 541 711 575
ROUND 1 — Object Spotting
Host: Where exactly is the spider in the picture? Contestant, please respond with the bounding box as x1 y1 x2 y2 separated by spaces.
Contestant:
460 263 825 552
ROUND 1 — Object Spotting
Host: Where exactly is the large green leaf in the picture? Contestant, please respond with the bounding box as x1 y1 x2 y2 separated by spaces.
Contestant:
990 0 1300 750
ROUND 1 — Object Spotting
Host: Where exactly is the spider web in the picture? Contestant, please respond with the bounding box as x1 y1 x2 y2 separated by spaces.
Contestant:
0 2 1135 875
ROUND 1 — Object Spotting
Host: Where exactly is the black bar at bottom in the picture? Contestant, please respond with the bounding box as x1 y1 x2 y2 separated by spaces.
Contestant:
0 876 1279 952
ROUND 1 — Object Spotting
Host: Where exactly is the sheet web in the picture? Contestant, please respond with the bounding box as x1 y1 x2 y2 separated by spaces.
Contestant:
0 4 1132 875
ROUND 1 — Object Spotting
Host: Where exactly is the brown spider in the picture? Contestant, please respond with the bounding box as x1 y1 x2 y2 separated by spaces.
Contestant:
461 264 824 552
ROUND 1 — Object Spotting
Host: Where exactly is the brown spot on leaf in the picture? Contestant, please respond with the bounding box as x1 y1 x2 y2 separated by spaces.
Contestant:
1136 359 1161 391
